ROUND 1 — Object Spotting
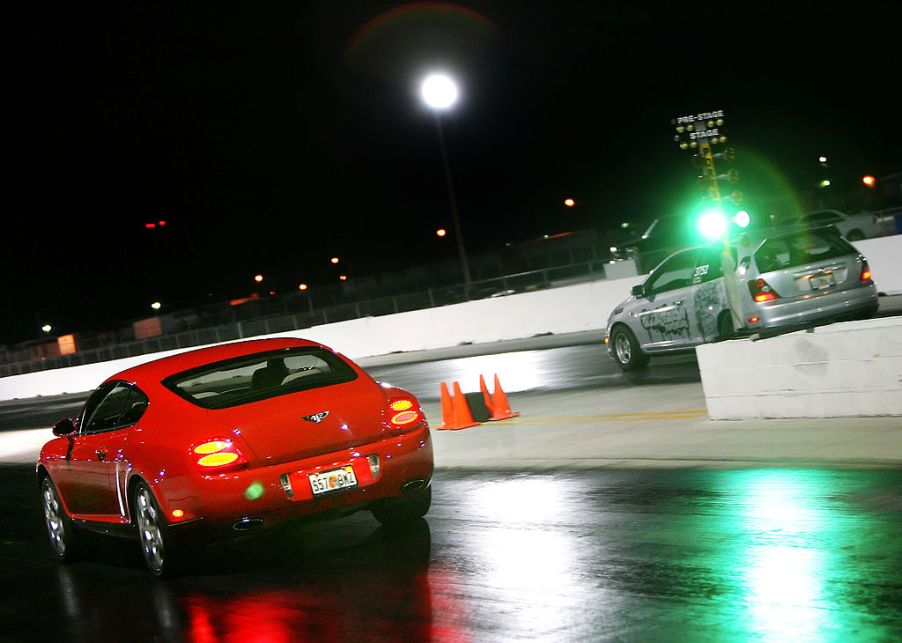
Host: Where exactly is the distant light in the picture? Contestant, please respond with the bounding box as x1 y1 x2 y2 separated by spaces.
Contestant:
330 257 339 264
862 175 876 188
41 324 52 333
298 283 308 291
436 228 447 237
620 222 630 229
339 275 348 281
145 223 156 229
420 73 458 111
610 246 618 253
818 156 828 163
543 234 549 239
268 291 276 296
158 220 167 226
564 198 575 207
732 210 751 228
819 179 831 188
254 274 264 283
151 301 162 311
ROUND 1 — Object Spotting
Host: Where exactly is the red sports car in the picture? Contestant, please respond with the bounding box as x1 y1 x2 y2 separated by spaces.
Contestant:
36 338 434 576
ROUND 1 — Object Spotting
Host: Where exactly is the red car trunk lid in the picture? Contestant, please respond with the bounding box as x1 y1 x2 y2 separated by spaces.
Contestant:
205 379 387 467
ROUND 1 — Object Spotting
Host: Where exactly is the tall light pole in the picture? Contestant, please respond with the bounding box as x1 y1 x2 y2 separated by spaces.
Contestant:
420 72 471 286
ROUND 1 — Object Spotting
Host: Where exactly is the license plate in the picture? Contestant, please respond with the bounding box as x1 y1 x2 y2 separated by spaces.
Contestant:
309 466 357 496
810 273 835 290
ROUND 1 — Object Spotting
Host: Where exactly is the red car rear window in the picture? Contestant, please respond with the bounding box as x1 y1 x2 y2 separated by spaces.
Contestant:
162 347 358 409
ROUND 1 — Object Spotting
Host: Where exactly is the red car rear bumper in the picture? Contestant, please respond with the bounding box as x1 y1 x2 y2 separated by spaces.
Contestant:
151 425 433 538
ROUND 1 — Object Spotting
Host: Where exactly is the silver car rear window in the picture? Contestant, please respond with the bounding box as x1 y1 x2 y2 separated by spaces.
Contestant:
754 230 855 273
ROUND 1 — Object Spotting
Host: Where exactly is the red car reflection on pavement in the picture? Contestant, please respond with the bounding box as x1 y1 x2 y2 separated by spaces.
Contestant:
36 338 434 576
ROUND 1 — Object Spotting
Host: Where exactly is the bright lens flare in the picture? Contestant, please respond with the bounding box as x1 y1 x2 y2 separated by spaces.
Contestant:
698 209 727 240
244 481 265 501
420 73 458 110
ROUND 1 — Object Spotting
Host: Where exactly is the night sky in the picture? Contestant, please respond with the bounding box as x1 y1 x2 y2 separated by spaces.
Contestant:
4 2 900 345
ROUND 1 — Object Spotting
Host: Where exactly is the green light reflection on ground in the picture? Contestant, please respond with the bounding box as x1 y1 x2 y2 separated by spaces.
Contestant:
712 469 895 641
736 471 834 639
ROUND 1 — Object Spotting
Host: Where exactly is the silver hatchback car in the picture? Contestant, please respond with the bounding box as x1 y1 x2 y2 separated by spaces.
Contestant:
605 225 879 370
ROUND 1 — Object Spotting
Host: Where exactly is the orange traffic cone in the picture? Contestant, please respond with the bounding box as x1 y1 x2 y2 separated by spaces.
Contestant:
437 382 455 430
450 380 480 430
479 374 495 417
488 374 519 421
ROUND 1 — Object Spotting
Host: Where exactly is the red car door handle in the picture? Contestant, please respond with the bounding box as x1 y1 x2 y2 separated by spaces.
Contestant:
96 450 107 461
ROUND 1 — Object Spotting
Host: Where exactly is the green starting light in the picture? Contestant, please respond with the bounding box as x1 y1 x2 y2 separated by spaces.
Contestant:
732 210 751 228
697 208 727 240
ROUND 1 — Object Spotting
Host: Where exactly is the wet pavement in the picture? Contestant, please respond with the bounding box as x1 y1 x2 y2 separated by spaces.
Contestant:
2 463 900 641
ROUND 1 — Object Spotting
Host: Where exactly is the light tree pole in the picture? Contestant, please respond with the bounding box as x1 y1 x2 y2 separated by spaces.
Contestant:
420 72 471 287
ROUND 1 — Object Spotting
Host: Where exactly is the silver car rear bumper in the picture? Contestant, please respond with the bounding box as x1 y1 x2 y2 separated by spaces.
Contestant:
750 284 878 328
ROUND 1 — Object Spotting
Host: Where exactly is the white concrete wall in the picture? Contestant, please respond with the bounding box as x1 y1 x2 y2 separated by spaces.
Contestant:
697 316 902 419
0 274 645 401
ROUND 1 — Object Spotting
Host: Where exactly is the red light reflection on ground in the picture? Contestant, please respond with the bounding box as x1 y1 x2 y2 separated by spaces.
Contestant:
183 564 469 642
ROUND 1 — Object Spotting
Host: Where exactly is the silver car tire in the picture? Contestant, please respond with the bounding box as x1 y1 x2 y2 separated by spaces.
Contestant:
611 326 649 371
41 476 85 562
717 312 734 341
134 482 181 577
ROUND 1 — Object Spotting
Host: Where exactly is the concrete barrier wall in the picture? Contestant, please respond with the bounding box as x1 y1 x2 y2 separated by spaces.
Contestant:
697 316 902 419
0 273 645 400
2 234 898 404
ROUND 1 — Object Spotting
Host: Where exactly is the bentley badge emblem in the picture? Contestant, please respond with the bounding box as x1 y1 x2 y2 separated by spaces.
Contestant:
302 411 329 424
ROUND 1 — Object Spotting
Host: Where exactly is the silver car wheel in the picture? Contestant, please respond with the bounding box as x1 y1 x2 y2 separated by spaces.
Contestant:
615 333 632 364
42 479 66 557
135 485 165 574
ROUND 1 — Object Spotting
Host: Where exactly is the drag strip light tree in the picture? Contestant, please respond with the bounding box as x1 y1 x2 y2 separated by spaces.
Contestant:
671 110 746 331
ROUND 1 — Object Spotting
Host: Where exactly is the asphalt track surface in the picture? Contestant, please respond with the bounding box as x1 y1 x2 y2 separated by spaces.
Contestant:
2 463 900 641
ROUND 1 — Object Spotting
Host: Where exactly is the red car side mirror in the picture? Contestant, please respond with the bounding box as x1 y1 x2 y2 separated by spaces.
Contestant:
52 418 77 437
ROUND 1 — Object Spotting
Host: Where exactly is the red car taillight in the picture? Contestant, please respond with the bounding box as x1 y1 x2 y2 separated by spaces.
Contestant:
861 260 873 284
387 397 424 432
749 278 780 303
191 439 248 473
